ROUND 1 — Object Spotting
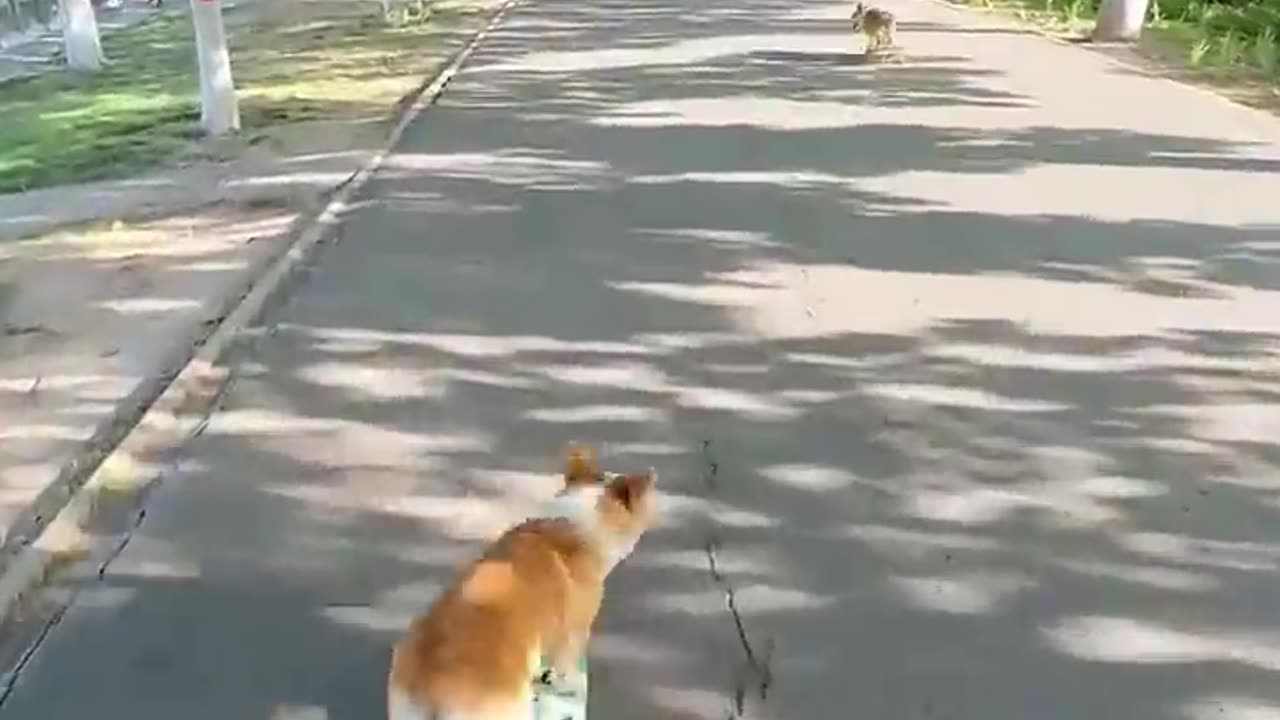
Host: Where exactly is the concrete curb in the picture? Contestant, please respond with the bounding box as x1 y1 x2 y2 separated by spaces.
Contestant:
0 0 521 673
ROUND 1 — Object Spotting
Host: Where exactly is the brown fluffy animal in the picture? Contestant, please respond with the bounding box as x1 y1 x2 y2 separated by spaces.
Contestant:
851 2 897 53
387 443 658 720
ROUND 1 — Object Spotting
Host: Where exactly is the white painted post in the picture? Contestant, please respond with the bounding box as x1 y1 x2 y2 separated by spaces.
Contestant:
1092 0 1152 41
190 0 240 136
59 0 104 71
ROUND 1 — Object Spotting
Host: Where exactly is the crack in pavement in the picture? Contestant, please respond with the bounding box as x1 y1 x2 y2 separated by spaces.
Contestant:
0 363 240 710
699 439 720 493
698 439 773 718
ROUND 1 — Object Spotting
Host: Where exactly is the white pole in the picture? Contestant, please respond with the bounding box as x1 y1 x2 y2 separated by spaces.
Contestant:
59 0 104 71
1092 0 1152 41
190 0 240 136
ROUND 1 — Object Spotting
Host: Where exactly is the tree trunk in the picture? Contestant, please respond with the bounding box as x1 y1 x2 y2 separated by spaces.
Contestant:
8 0 29 32
59 0 104 71
190 0 240 136
1092 0 1152 41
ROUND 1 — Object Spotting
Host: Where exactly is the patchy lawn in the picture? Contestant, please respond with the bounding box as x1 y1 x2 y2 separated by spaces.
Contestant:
0 0 495 193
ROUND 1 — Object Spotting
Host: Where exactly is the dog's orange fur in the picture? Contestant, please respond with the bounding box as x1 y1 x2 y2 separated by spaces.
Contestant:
387 443 655 720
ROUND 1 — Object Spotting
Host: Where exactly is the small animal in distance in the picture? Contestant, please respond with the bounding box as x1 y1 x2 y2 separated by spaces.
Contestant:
851 2 897 54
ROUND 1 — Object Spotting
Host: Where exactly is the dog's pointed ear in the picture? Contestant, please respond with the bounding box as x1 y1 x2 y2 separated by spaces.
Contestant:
564 442 601 487
606 470 655 512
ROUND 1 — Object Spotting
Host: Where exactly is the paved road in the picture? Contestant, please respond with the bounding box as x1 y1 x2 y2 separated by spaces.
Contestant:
5 0 1280 718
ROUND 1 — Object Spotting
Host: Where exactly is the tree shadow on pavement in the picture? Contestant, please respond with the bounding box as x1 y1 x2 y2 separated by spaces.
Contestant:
3 0 1280 718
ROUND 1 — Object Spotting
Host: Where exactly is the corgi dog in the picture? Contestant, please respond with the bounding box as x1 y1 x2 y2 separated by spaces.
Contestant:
387 443 658 720
851 2 897 53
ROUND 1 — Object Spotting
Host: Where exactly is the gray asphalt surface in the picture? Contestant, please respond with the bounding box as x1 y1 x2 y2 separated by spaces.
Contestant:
5 0 1280 718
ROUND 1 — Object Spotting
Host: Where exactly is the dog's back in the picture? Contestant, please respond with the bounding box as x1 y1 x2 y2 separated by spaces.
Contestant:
388 518 601 720
387 444 656 720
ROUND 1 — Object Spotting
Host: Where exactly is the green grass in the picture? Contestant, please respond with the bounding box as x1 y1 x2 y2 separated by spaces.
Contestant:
0 1 492 193
1145 6 1280 72
949 0 1280 110
0 16 199 192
